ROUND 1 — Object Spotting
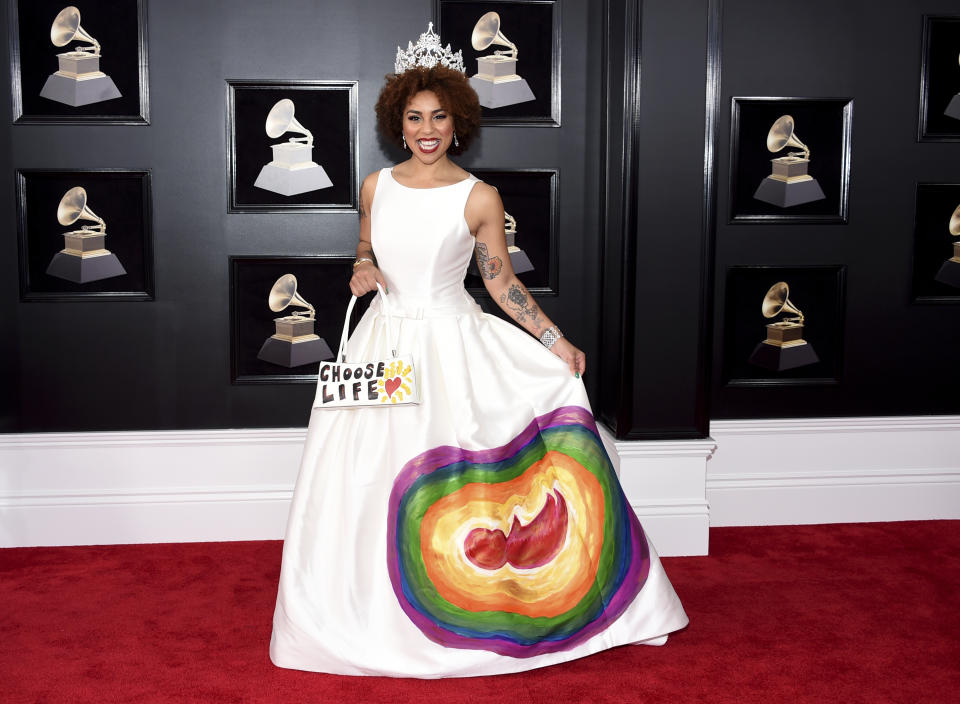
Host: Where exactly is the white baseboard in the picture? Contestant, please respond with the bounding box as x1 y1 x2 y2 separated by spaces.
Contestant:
0 425 714 557
600 426 716 557
4 416 956 554
707 416 960 526
0 429 305 547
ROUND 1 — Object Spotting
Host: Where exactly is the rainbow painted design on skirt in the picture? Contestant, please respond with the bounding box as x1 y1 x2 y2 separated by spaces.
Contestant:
386 406 650 657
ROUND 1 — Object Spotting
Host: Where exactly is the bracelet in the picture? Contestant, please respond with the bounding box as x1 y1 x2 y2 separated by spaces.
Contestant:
353 257 374 269
539 326 563 349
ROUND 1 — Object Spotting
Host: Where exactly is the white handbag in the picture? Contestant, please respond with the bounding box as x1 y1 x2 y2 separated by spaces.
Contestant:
312 285 420 409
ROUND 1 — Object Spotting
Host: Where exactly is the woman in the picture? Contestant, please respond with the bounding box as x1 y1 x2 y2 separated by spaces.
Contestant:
270 32 688 678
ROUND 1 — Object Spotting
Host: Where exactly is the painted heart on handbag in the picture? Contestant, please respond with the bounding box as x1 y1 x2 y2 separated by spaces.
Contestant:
384 377 403 398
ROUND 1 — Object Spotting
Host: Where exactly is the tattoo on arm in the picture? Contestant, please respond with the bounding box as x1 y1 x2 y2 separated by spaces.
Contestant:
499 283 543 335
358 191 367 220
474 242 503 280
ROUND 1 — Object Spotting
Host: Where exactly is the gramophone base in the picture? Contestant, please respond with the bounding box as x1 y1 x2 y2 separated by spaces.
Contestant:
254 163 333 196
748 341 819 371
753 176 826 208
46 251 126 283
934 259 960 288
257 336 333 368
469 76 535 109
508 248 534 274
945 93 960 121
39 72 122 107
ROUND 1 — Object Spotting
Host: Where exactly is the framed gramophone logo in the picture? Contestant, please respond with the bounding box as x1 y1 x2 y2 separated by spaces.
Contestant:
729 98 853 223
722 266 845 387
465 169 558 295
911 183 960 303
918 16 960 141
10 0 149 124
230 256 366 384
436 0 560 126
227 80 358 212
16 169 154 301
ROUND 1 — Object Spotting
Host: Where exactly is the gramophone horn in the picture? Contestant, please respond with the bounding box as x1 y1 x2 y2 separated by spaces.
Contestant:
57 186 105 232
761 281 804 322
268 274 315 318
766 115 811 160
50 6 101 55
949 204 960 237
265 99 313 147
471 12 519 59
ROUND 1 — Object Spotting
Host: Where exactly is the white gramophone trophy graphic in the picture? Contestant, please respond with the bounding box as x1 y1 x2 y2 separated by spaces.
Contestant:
934 204 960 287
945 53 960 121
46 186 126 283
254 99 333 196
39 6 122 107
747 281 820 371
468 12 535 109
256 274 333 367
468 210 533 278
753 115 826 208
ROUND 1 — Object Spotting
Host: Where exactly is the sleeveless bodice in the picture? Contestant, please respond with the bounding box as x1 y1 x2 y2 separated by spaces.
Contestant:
371 168 478 306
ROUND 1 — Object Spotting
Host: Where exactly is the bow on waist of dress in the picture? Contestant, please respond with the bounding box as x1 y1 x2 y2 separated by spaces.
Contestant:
369 289 481 319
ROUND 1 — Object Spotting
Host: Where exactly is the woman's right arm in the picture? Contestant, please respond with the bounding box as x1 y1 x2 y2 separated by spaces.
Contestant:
350 172 387 296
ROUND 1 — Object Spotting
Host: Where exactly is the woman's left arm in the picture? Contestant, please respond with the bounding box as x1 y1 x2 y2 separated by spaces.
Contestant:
465 184 586 376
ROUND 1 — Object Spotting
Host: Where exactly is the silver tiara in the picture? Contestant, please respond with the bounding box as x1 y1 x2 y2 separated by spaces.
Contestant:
394 22 465 74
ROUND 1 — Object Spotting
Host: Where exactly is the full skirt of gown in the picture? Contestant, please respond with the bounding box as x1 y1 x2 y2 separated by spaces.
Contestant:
269 169 688 678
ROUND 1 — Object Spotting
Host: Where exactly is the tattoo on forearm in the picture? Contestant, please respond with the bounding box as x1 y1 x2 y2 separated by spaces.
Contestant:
358 191 367 220
474 242 503 279
499 283 543 334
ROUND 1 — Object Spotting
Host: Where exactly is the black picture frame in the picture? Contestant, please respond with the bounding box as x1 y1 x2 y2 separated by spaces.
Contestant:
911 183 960 303
226 80 358 213
10 0 149 125
729 97 853 224
465 168 558 295
436 0 560 127
918 16 960 141
16 169 154 301
229 256 368 385
722 265 846 388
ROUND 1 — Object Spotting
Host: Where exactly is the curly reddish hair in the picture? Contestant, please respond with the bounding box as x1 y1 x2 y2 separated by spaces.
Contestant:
375 66 481 156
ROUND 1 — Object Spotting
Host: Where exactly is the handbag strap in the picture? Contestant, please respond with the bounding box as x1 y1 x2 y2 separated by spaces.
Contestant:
336 283 396 362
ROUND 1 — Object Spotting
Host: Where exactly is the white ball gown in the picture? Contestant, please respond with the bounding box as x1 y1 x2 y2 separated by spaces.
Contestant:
269 167 689 678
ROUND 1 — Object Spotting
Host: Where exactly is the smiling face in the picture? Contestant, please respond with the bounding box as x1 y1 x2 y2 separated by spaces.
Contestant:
401 90 455 164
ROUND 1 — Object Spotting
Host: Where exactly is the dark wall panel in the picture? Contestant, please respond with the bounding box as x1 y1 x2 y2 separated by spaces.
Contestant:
2 0 605 432
0 12 15 430
598 0 712 439
629 0 710 437
711 0 960 418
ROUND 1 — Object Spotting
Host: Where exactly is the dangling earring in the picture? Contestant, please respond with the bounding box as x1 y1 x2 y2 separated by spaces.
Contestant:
402 134 407 150
453 131 459 148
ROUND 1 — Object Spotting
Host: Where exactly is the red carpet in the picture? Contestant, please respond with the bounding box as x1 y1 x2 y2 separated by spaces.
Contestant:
2 521 958 703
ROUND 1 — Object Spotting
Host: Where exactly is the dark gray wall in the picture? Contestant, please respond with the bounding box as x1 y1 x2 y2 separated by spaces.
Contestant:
710 0 960 418
598 0 713 439
1 0 605 432
4 0 957 435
